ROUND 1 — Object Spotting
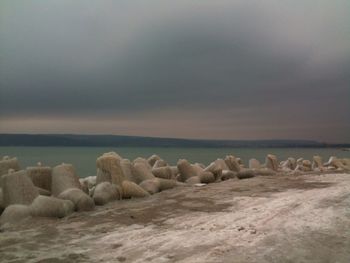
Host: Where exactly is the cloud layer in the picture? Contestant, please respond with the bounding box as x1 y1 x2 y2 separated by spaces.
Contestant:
1 0 349 142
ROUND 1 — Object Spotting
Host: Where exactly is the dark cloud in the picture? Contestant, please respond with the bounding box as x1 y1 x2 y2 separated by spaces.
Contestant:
0 0 349 142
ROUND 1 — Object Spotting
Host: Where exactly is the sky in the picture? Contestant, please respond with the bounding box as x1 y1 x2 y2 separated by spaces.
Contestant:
0 0 349 142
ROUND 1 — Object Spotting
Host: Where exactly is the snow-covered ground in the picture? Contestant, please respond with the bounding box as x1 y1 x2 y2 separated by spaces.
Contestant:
1 173 350 263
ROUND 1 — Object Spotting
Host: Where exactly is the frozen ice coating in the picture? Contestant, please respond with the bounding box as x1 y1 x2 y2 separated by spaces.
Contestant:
26 166 52 192
2 170 39 207
177 159 201 182
0 204 31 225
93 182 121 206
249 159 261 169
152 166 173 179
51 164 82 197
0 152 349 227
121 180 150 199
265 154 279 171
96 152 125 186
0 157 20 187
58 188 95 212
30 195 74 219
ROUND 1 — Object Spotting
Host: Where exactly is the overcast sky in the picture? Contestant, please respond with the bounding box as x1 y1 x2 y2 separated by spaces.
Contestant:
0 0 349 142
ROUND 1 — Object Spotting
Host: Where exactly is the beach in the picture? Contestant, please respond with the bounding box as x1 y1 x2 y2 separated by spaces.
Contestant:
1 172 350 263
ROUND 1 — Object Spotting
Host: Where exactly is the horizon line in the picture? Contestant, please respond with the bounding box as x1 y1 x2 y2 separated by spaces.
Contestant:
0 133 344 144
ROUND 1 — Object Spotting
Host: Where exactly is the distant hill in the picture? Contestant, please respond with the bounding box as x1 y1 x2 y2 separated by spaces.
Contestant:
1 134 348 148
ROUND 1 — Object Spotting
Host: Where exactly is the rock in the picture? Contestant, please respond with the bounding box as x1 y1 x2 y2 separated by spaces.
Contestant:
249 159 261 169
265 154 278 171
30 195 74 218
0 204 31 225
2 170 39 207
96 152 125 186
26 166 52 192
93 182 121 205
121 181 150 199
152 166 173 179
224 155 241 172
58 188 95 211
51 164 82 197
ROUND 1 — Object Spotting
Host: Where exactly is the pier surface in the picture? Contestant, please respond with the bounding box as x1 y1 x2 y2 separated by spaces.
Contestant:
1 173 350 263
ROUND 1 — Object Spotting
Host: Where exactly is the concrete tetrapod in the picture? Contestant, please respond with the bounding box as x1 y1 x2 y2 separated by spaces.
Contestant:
2 170 39 207
51 164 82 197
134 161 177 194
58 188 95 211
0 204 31 225
26 165 52 192
30 195 74 218
93 182 122 205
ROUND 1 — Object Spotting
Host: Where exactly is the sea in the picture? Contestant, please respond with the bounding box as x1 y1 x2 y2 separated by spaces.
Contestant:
1 147 349 178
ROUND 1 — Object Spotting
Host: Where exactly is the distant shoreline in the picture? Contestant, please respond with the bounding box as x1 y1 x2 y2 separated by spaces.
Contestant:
1 134 349 148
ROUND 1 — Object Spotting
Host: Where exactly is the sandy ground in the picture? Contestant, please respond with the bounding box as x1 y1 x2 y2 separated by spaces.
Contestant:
1 173 350 263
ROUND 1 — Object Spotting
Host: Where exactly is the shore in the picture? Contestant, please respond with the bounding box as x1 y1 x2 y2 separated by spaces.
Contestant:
1 172 350 263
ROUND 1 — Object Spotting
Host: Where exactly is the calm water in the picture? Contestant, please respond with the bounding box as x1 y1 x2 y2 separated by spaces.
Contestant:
1 147 349 178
